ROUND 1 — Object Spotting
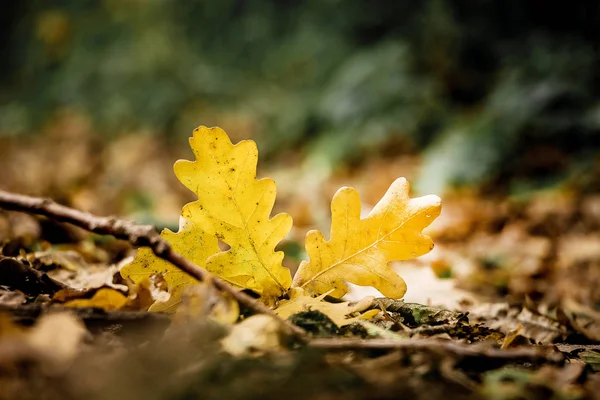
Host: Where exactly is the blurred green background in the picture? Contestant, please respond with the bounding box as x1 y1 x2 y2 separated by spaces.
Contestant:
1 0 599 195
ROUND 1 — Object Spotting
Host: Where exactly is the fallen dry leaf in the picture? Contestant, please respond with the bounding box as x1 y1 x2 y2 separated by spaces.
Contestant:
221 314 287 357
470 303 566 344
26 312 87 374
169 282 240 324
273 288 378 327
0 289 26 306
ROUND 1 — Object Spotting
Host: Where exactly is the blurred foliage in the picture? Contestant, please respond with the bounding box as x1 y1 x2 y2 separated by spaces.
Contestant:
1 0 599 191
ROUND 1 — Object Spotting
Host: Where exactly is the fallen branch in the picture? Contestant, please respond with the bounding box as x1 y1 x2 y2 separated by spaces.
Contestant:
308 338 564 363
0 190 307 340
555 343 600 353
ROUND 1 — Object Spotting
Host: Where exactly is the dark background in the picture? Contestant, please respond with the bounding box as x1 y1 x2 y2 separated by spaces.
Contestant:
1 1 599 210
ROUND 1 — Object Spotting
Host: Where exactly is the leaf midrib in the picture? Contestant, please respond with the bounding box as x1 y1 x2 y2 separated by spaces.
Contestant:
300 205 429 288
207 148 287 292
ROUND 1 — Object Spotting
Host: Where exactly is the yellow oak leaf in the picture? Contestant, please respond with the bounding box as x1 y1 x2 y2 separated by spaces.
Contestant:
174 126 292 298
120 221 220 310
273 288 379 327
292 177 441 299
121 126 292 306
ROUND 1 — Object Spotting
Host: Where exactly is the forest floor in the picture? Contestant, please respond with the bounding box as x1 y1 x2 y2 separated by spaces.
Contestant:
1 124 600 399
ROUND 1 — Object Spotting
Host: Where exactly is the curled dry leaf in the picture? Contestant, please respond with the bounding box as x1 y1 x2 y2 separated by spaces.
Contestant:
560 297 600 342
125 275 170 312
273 288 379 327
470 302 567 344
0 312 86 375
27 249 89 272
292 178 441 299
48 263 127 292
26 312 87 375
580 350 600 371
168 281 240 324
0 289 27 306
221 314 287 357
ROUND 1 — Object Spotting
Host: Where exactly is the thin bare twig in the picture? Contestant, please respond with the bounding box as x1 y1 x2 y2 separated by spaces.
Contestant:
0 189 307 340
308 338 564 363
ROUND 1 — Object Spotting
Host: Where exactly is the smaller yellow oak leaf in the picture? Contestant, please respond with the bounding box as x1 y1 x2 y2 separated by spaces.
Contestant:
273 288 379 327
63 288 128 310
120 220 220 310
292 177 441 299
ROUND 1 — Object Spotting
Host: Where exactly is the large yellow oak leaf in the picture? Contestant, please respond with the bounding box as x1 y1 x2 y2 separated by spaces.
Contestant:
121 126 292 306
292 178 441 299
175 126 292 298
